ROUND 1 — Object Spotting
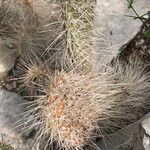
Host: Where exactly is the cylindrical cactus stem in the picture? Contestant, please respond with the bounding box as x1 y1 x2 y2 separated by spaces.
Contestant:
34 72 100 149
62 0 96 73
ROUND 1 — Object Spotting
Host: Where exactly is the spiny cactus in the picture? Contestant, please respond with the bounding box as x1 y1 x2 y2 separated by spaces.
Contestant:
18 53 150 150
16 20 150 148
62 0 96 73
16 55 56 99
0 0 150 150
0 0 66 69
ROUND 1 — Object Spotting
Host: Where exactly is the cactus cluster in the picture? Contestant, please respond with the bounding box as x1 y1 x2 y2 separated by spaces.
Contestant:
0 0 150 150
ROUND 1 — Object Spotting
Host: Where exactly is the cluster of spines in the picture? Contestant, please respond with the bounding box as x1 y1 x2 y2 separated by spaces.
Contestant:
15 56 150 150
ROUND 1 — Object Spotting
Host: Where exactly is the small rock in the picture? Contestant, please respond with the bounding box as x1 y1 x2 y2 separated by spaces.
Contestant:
141 114 150 150
0 89 38 149
90 113 150 150
143 135 150 150
0 38 15 80
142 114 150 136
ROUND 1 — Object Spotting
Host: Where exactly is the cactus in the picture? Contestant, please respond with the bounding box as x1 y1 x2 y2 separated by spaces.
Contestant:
0 0 150 150
23 53 150 149
62 0 96 73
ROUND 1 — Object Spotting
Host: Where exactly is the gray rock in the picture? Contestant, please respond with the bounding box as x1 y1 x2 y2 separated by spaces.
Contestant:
0 38 15 79
97 122 144 150
88 113 150 150
141 114 150 150
94 0 150 70
0 89 38 149
142 114 150 136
